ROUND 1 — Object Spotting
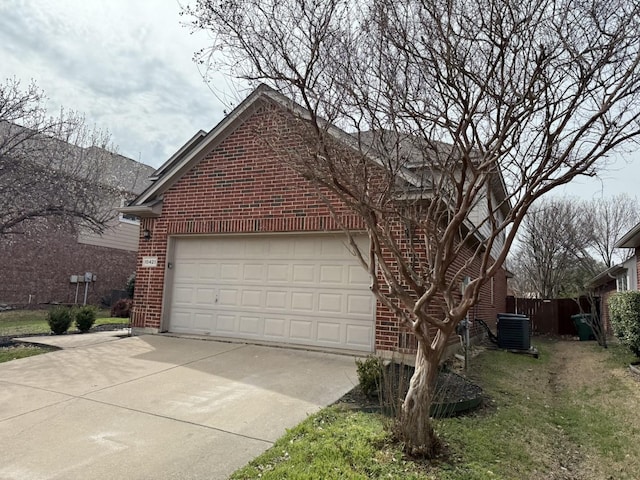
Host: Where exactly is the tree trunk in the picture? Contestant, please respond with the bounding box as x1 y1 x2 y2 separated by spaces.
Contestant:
398 340 442 458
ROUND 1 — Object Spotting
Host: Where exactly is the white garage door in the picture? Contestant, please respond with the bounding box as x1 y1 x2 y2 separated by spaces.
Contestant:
167 235 375 352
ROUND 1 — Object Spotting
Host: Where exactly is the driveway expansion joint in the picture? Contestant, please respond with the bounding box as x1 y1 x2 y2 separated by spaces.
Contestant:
84 396 275 445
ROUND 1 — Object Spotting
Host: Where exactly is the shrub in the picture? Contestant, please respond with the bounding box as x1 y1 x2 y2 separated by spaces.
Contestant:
111 298 132 318
356 355 382 397
47 307 73 335
75 306 97 333
609 291 640 357
126 273 135 298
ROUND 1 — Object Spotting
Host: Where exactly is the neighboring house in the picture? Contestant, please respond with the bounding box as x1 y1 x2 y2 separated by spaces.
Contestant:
121 85 508 355
588 221 640 332
0 142 155 306
614 221 640 288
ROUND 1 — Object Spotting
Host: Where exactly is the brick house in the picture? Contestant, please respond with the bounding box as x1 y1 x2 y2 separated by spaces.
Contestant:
615 221 640 287
588 221 640 332
121 85 508 355
0 146 155 306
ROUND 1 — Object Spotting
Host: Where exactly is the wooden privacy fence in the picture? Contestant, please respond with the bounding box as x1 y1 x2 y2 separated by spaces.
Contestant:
505 296 597 336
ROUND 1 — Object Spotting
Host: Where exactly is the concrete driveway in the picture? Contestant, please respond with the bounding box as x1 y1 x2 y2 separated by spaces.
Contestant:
0 334 358 479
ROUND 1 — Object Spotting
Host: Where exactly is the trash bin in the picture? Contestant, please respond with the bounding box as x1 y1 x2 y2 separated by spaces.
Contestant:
571 314 594 341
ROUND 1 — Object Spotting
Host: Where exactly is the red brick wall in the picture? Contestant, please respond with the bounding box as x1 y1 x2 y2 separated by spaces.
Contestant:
636 247 640 291
133 107 364 331
375 238 508 353
0 222 136 306
133 105 508 354
595 281 617 334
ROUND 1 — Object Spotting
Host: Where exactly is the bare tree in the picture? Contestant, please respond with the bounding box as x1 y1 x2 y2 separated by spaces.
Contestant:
586 193 639 267
0 78 120 237
509 198 602 298
510 194 637 297
186 0 640 456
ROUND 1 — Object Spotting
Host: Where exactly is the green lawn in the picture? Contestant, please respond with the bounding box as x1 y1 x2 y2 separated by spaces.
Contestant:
232 339 640 480
232 406 429 480
0 345 53 363
0 308 130 364
0 308 128 337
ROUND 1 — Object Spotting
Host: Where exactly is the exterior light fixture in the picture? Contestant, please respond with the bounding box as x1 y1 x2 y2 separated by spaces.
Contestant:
142 228 152 241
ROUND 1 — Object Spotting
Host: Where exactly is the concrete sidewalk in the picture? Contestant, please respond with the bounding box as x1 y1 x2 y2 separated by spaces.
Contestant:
0 335 358 479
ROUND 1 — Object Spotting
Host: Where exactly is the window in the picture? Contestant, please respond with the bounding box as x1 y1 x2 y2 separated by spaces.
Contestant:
617 272 629 292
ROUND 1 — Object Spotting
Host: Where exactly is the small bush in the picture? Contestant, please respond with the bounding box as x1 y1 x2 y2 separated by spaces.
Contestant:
126 273 135 298
111 298 132 318
47 307 73 335
609 291 640 357
356 355 382 397
75 306 97 333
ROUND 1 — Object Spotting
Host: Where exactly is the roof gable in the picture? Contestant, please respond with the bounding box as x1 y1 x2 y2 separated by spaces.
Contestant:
130 85 283 207
615 221 640 248
126 85 510 221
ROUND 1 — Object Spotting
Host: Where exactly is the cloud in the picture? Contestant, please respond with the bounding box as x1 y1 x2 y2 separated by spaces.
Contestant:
0 0 226 167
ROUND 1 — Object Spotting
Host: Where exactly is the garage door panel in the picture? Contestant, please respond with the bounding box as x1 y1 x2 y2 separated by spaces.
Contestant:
346 324 373 347
348 265 370 285
317 322 341 343
194 313 213 331
267 239 290 256
348 294 374 315
198 263 220 280
218 239 243 256
175 239 201 258
319 265 343 283
242 264 264 281
174 261 197 281
170 311 192 331
318 293 342 313
195 288 216 305
320 238 349 256
217 314 236 333
289 319 313 340
173 286 195 304
168 235 375 352
264 318 286 338
267 264 289 281
218 289 237 306
293 239 316 256
239 316 261 335
265 291 287 309
292 264 315 283
241 290 262 307
291 292 314 311
220 263 240 280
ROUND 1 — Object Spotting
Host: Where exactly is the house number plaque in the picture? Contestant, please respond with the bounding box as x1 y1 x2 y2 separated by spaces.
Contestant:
142 256 159 268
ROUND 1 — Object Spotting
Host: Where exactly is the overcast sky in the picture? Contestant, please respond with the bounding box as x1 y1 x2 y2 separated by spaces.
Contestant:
0 0 637 201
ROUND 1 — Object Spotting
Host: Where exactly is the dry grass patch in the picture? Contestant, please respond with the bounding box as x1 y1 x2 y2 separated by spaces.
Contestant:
230 339 639 479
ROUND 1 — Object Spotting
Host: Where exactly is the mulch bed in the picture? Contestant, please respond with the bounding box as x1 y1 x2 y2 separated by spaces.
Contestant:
336 368 483 418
